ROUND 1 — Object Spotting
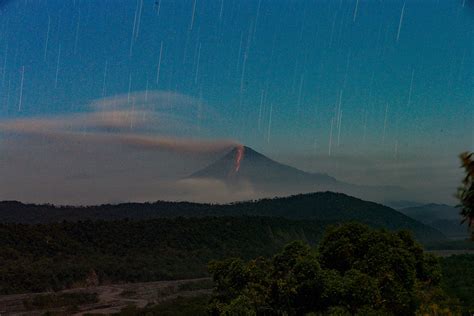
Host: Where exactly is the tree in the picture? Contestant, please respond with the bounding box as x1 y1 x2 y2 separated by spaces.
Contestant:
457 152 474 239
208 223 449 315
318 223 419 315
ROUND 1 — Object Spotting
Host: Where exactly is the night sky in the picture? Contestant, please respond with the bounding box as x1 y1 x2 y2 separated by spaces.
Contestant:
0 0 472 204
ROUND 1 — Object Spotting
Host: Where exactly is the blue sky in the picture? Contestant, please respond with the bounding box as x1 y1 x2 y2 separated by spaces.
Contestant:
0 0 472 204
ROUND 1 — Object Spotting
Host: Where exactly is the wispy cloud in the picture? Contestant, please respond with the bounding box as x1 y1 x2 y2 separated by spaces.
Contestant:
0 90 237 153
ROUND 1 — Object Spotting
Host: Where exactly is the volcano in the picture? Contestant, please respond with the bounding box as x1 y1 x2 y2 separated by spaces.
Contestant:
188 146 408 203
190 146 337 187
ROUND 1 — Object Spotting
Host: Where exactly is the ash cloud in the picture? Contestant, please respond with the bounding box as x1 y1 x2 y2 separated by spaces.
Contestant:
0 90 237 154
0 91 252 205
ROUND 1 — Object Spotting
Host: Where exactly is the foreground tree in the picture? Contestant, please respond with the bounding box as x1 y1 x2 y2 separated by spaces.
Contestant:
208 223 451 315
457 152 474 239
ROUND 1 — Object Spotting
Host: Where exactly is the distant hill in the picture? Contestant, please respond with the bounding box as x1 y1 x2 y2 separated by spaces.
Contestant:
400 204 469 239
188 146 409 203
0 192 444 243
401 204 460 220
384 200 426 210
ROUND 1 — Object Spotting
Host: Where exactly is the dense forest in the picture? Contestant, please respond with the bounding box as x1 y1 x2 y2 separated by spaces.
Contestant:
1 216 472 313
441 255 474 313
0 216 329 294
207 223 454 315
1 191 471 313
115 224 474 315
0 192 445 243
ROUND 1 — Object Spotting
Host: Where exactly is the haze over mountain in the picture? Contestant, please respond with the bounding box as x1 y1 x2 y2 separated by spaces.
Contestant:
399 204 469 239
189 146 410 203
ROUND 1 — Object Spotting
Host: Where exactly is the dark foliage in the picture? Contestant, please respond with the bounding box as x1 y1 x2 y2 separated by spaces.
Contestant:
441 254 474 313
0 216 329 294
457 152 474 239
424 239 474 251
0 192 445 243
208 223 454 316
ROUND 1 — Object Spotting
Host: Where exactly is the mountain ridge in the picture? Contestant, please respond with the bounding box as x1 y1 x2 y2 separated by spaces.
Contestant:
0 191 445 243
399 203 468 239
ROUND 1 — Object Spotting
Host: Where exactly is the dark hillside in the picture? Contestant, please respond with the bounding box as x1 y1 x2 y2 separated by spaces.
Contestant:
0 192 445 243
0 216 329 294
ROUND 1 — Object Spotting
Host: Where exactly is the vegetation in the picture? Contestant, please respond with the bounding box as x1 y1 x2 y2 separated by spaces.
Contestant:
0 217 471 314
440 254 474 314
178 279 214 291
208 223 456 316
0 215 460 296
424 239 474 251
0 216 330 294
1 186 472 314
457 152 474 239
0 192 445 242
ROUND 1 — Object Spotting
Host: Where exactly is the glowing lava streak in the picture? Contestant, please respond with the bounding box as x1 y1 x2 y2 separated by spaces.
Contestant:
234 145 245 173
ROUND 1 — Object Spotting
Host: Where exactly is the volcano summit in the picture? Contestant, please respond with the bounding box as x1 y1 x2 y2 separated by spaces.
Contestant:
188 146 408 203
190 146 335 185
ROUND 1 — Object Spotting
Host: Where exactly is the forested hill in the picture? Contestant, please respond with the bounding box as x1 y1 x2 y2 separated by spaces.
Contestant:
0 192 444 242
0 217 329 294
